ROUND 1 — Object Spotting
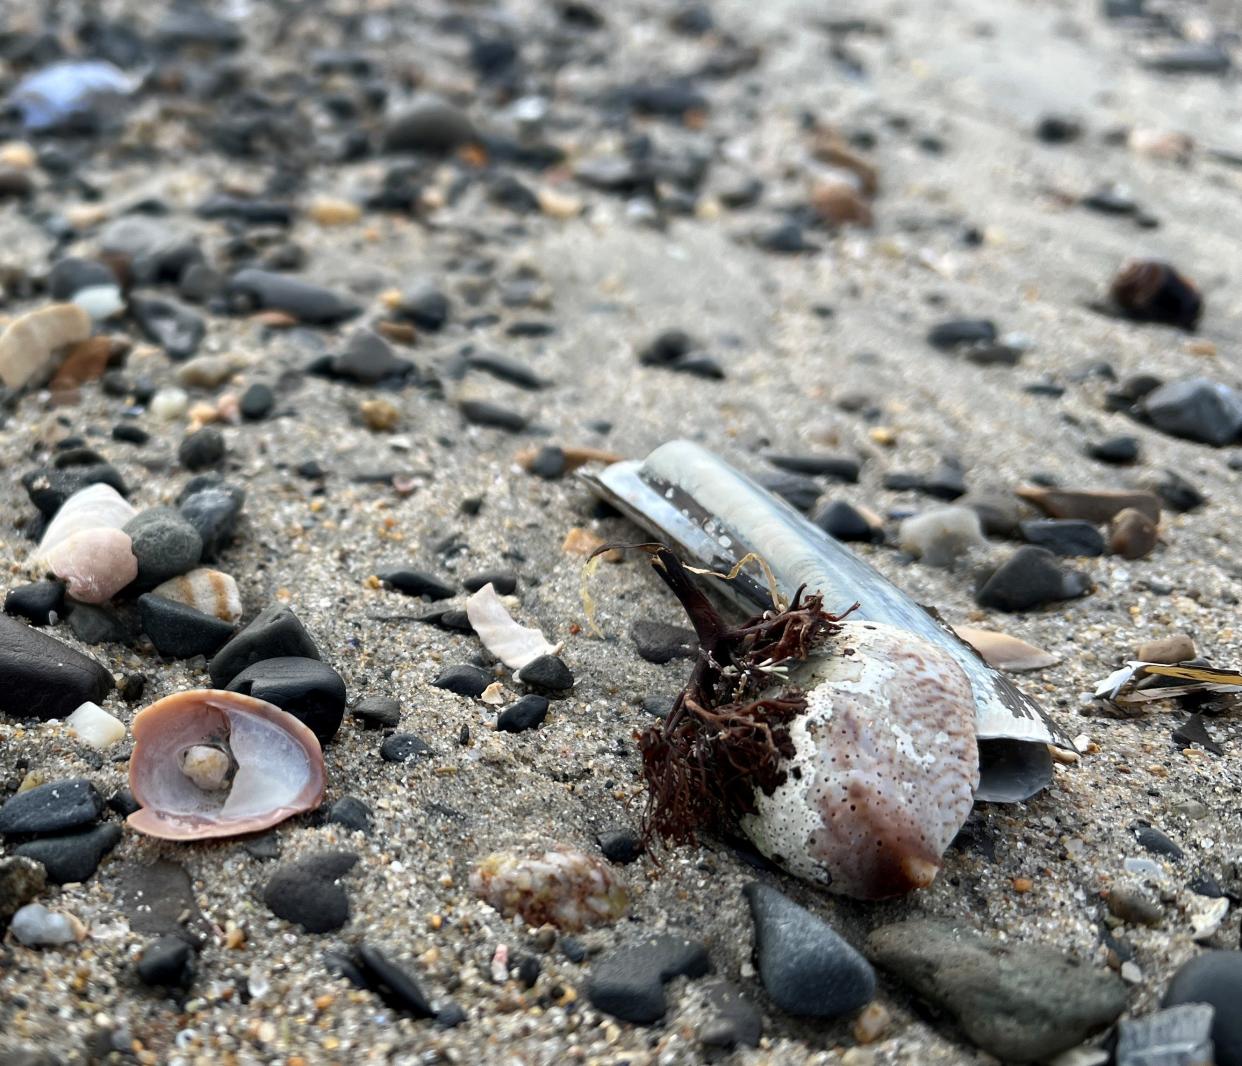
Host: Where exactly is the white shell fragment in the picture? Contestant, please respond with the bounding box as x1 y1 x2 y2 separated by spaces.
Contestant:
34 483 136 565
128 689 325 841
9 903 87 946
65 701 126 749
152 568 243 623
0 303 92 389
465 583 560 670
741 620 979 899
1190 895 1229 942
953 626 1059 672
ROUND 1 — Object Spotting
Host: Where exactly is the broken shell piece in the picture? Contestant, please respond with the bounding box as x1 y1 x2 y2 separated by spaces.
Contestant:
34 482 136 565
954 626 1059 672
65 701 126 749
152 567 242 623
469 847 629 930
465 583 561 671
127 689 325 841
741 620 979 899
45 527 137 604
0 303 92 389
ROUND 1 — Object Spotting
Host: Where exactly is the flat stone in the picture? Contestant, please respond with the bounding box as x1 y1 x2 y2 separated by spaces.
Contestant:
1020 519 1106 557
1136 635 1195 665
140 594 234 659
263 851 358 933
351 696 401 729
1017 486 1161 525
0 617 114 720
379 569 455 600
381 733 432 762
765 454 861 482
459 400 529 432
129 293 205 360
744 882 875 1018
462 570 518 595
208 604 321 687
227 656 346 744
114 859 209 940
1143 377 1242 447
867 918 1127 1062
927 319 997 351
700 981 763 1049
0 779 103 835
587 934 712 1023
22 463 127 519
330 329 414 384
353 944 436 1017
433 664 491 698
227 269 361 325
14 823 122 884
67 602 131 646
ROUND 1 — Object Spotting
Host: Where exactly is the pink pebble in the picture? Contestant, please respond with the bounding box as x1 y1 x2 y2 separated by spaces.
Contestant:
45 528 137 604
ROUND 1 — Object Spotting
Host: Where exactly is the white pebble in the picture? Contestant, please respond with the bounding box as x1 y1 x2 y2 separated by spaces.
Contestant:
65 701 126 749
72 284 125 321
898 506 987 566
150 386 189 421
10 903 83 946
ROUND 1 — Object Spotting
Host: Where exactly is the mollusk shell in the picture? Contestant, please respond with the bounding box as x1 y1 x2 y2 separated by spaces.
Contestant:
34 482 136 566
741 620 978 899
469 847 629 930
151 567 242 623
128 689 325 840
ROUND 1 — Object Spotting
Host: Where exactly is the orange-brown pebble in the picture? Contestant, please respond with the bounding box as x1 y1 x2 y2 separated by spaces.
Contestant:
853 1002 892 1044
1012 877 1034 893
1109 507 1158 560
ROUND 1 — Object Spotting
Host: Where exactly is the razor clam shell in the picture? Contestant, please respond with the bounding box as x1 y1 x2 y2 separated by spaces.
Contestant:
582 440 1072 803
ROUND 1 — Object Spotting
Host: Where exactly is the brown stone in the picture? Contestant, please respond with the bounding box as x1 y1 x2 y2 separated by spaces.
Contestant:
1136 633 1196 664
1017 486 1161 525
810 179 873 227
51 337 115 390
1109 508 1158 559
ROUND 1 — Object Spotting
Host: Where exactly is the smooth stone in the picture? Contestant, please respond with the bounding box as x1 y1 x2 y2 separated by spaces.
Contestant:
433 664 491 698
765 454 861 482
128 293 205 360
175 354 239 389
518 654 574 692
67 602 131 645
976 546 1089 611
898 506 987 566
351 696 401 729
588 934 712 1023
14 823 122 884
45 527 137 604
458 400 529 432
239 383 275 420
65 701 125 749
0 616 113 720
208 604 320 687
4 580 66 626
1144 43 1231 75
124 508 203 589
1115 1004 1214 1066
107 789 141 818
179 486 243 560
139 594 234 659
227 269 361 325
1150 469 1205 513
379 569 454 600
22 464 127 519
462 571 518 596
227 656 347 744
353 944 436 1017
9 903 80 946
0 304 92 390
0 856 47 924
1107 885 1164 926
1087 435 1140 464
466 351 545 390
758 472 821 513
812 500 877 542
263 851 358 934
961 491 1022 537
927 319 997 351
1163 952 1242 1066
1020 519 1105 557
112 422 149 445
380 733 432 762
330 329 413 384
326 796 372 835
137 935 194 988
48 257 116 300
396 280 450 330
1110 508 1159 559
178 427 226 472
744 882 875 1018
1136 635 1195 665
1143 378 1242 447
597 828 642 865
497 694 549 733
528 445 566 479
630 620 698 664
383 94 476 154
1017 486 1161 525
151 568 241 624
0 779 103 835
868 919 1127 1062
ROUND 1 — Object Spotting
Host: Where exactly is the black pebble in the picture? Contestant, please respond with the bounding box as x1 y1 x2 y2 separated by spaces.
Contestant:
227 269 361 324
436 1002 467 1028
497 694 549 732
516 955 541 988
107 789 141 818
208 604 321 688
137 935 195 989
22 464 127 519
1163 952 1242 1066
587 934 712 1024
458 400 529 432
597 828 643 864
630 620 698 664
130 294 206 360
927 319 997 351
263 851 358 933
433 664 491 698
765 454 861 482
462 571 518 595
351 696 402 729
1135 825 1183 860
227 656 347 744
975 546 1090 612
1087 436 1140 465
4 580 66 626
529 445 567 479
14 823 122 884
518 655 574 692
178 427 226 471
0 779 103 836
1020 519 1105 558
68 603 132 646
381 734 433 762
327 796 373 835
0 616 113 720
812 500 876 542
380 569 455 600
240 383 275 420
111 423 149 445
140 595 235 659
179 483 245 559
353 944 435 1018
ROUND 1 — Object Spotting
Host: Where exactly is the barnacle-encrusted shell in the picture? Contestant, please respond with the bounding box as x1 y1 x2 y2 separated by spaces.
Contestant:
741 620 979 899
128 689 325 840
469 847 629 930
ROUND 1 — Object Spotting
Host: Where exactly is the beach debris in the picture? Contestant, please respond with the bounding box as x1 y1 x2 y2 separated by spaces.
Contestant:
953 626 1059 671
469 847 629 930
127 689 325 840
1094 660 1242 705
465 583 561 670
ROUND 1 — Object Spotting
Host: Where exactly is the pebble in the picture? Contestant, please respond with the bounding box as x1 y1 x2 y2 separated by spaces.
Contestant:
175 354 240 389
380 734 432 762
4 580 66 626
459 400 529 432
597 828 642 865
227 656 347 744
228 269 361 325
178 427 226 471
1020 519 1105 557
360 397 400 432
23 464 128 519
395 280 450 331
0 617 114 720
1018 486 1161 525
976 546 1090 611
67 603 130 646
518 654 574 692
0 856 47 924
462 571 518 596
884 459 967 500
0 778 103 835
758 471 821 512
898 506 987 566
45 527 138 604
352 944 436 1017
1151 469 1205 513
497 694 549 733
9 902 84 946
383 94 477 153
630 620 698 664
0 303 92 390
65 701 125 749
587 934 712 1023
330 329 414 385
433 664 491 698
1111 260 1202 330
351 696 402 729
263 851 359 933
48 257 116 300
1107 885 1164 926
744 882 875 1018
149 386 189 421
208 604 321 688
129 294 205 360
1142 377 1242 447
699 982 763 1049
112 422 149 445
239 382 275 420
927 318 997 351
868 919 1126 1062
1136 635 1195 665
326 796 373 835
14 823 122 884
1087 435 1140 464
1163 951 1242 1066
1109 507 1159 559
813 500 879 542
139 594 235 659
178 484 244 560
1115 1004 1214 1066
379 569 455 600
152 568 242 624
124 508 203 588
136 935 195 989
